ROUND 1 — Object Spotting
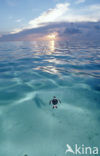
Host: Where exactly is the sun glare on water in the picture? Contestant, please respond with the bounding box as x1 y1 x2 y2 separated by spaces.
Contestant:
44 32 58 52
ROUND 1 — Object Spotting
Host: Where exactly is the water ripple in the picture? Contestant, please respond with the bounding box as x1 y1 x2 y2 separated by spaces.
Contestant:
0 40 100 107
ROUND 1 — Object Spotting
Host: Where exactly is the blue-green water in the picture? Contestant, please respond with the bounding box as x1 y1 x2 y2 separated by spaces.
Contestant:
0 41 100 156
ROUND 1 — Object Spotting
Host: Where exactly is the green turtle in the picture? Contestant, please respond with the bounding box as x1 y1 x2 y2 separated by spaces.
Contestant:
49 96 61 109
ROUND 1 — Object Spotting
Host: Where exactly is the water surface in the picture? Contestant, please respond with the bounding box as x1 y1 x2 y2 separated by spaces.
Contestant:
0 40 100 156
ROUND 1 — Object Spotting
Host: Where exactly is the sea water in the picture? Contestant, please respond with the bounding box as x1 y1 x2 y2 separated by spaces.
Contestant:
0 40 100 156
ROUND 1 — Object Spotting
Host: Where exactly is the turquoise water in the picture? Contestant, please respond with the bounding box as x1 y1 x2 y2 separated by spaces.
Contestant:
0 41 100 156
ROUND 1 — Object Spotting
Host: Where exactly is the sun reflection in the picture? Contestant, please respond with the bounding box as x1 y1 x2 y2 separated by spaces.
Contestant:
47 34 56 40
50 40 55 51
46 33 57 52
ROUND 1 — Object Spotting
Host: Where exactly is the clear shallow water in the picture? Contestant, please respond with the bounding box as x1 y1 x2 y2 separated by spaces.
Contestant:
0 40 100 156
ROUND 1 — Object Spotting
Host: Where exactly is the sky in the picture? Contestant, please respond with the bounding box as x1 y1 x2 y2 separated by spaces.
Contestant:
0 0 100 41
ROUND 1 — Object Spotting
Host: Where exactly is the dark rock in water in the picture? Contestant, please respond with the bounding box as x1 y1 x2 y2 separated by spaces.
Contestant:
24 154 28 156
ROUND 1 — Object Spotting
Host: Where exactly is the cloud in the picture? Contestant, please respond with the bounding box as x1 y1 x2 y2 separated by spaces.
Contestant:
10 2 100 35
0 35 2 38
94 25 100 30
61 4 100 22
10 2 70 34
16 19 22 23
11 28 24 34
64 28 81 34
28 3 70 28
6 0 16 6
1 2 100 40
28 3 100 24
76 0 86 4
0 21 100 41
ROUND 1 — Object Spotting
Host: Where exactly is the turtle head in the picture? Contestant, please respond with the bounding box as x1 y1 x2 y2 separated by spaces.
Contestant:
53 96 56 99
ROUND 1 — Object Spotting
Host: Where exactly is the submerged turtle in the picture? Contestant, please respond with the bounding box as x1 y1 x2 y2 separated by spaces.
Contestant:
49 96 61 109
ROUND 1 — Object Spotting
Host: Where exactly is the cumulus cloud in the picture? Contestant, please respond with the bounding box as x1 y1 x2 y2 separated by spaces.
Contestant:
29 3 100 24
61 3 100 22
1 2 100 36
0 21 100 41
11 2 70 34
29 3 70 28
